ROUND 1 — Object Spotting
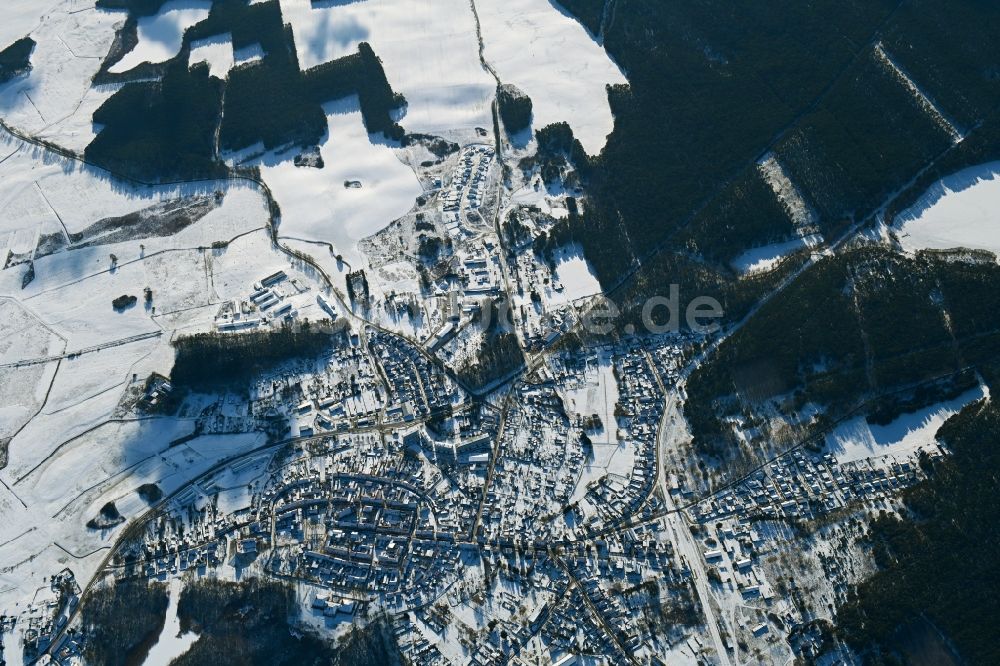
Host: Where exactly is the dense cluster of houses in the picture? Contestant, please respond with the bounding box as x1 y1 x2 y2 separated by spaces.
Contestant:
688 449 929 525
438 145 495 238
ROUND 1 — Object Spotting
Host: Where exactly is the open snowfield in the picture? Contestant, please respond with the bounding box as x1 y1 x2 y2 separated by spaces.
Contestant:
549 246 602 305
731 234 822 275
143 579 199 666
0 4 120 148
280 0 495 134
109 0 212 73
259 97 422 265
896 161 1000 256
825 385 989 464
476 0 627 154
189 33 235 78
0 132 256 236
0 119 316 632
0 0 68 48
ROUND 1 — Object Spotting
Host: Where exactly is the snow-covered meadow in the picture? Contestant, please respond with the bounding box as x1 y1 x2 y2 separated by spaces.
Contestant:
109 0 212 73
825 384 989 464
257 97 423 265
476 0 627 154
281 0 496 135
896 161 1000 257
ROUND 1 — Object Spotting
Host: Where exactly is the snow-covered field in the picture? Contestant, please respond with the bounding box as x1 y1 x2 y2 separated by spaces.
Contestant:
731 234 822 275
258 97 423 265
825 384 988 464
280 0 495 135
896 161 1000 256
0 4 120 149
476 0 626 154
0 132 301 636
550 246 602 305
0 0 67 48
109 0 212 73
142 579 199 666
189 33 235 78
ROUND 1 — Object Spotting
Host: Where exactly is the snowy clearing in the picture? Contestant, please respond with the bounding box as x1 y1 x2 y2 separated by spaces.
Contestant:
258 97 422 265
280 0 495 134
825 385 988 464
731 234 822 275
549 246 602 305
896 161 1000 256
476 0 627 154
0 6 119 145
108 0 212 74
142 579 199 666
188 33 235 79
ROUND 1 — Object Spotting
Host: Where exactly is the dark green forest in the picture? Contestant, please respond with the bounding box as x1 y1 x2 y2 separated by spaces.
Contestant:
0 37 34 84
837 399 1000 665
81 579 169 666
170 325 335 391
684 247 1000 457
498 84 533 134
552 0 1000 295
175 579 400 666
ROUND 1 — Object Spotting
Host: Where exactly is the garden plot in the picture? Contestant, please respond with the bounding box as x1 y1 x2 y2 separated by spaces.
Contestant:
564 355 633 507
280 0 495 134
0 5 119 141
896 161 1000 256
258 97 422 265
825 384 988 464
108 0 212 73
476 0 627 154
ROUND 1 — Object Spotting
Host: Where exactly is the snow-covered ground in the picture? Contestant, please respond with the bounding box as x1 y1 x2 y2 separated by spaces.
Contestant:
0 132 308 634
280 0 496 135
550 246 602 305
476 0 627 154
257 97 422 265
142 579 198 666
825 384 988 464
896 161 1000 256
188 33 235 79
0 0 68 48
564 353 632 508
731 234 822 275
0 4 120 149
108 0 212 73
